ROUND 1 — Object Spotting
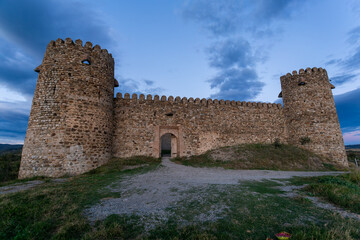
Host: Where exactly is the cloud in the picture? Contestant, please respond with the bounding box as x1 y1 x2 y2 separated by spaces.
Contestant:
209 68 264 100
183 0 305 101
0 40 37 96
343 46 360 70
334 88 360 132
330 74 357 86
0 0 116 98
144 80 154 86
347 26 360 45
208 38 254 69
0 100 31 144
0 0 114 59
343 129 360 145
325 58 341 66
328 26 360 70
182 0 303 36
115 77 164 96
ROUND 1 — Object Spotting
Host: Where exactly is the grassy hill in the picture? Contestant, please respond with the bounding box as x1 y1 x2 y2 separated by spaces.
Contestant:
0 144 22 182
346 144 360 150
0 144 22 155
174 143 343 171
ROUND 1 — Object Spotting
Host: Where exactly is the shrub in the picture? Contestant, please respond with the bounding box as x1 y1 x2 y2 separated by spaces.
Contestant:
300 137 311 145
273 138 282 149
0 153 21 182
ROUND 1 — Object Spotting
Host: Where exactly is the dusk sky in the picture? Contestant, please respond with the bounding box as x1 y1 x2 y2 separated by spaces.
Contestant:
0 0 359 144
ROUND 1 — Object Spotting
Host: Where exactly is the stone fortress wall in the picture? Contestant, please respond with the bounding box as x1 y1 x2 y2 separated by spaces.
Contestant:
19 38 116 178
19 38 348 178
113 93 285 158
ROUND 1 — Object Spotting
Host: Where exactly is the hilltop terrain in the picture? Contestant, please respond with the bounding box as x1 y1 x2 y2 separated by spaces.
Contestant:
0 144 22 155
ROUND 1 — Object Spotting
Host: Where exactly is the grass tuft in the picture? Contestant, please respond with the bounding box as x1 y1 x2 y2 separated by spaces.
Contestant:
174 143 340 171
291 170 360 214
0 156 160 239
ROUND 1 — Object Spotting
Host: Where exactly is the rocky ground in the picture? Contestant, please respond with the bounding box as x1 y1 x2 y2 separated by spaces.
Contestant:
84 157 348 230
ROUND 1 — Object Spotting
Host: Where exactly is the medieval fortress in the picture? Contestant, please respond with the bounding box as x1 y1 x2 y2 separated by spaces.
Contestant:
19 38 348 178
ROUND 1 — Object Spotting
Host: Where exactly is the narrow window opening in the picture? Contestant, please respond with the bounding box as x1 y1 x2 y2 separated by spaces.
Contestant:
82 59 91 65
165 112 174 117
53 85 56 94
298 82 306 86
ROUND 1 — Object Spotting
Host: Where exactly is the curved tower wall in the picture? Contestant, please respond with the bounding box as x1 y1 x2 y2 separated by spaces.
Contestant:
280 67 347 166
19 38 115 178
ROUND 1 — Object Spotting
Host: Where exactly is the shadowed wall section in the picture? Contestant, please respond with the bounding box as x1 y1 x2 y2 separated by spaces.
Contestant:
280 67 347 166
113 93 286 158
19 38 115 178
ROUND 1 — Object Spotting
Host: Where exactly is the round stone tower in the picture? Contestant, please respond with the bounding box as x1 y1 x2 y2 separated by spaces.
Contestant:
19 38 116 178
280 67 347 166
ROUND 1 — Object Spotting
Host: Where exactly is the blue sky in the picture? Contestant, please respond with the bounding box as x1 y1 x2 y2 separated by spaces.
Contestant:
0 0 359 144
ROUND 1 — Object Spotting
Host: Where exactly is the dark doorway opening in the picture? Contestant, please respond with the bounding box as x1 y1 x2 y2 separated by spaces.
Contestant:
161 133 172 157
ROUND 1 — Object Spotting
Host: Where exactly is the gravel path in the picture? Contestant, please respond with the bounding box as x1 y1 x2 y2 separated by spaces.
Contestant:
0 178 68 196
0 180 44 195
85 157 344 225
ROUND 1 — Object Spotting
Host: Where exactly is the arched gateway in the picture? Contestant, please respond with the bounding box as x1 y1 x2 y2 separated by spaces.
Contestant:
154 126 184 158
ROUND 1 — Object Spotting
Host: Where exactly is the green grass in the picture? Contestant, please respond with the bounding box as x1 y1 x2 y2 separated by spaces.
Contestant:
173 143 340 171
291 170 360 214
84 180 360 240
0 151 21 182
1 156 359 239
0 156 160 240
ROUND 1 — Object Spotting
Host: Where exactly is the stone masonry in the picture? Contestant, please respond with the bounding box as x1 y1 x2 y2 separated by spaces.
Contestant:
18 38 348 178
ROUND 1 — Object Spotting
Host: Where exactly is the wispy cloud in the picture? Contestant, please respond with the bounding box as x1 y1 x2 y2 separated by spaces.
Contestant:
347 26 360 45
343 46 360 70
0 0 115 58
334 88 360 132
182 0 305 101
116 77 164 96
182 0 302 37
0 40 37 96
331 74 357 86
0 100 31 144
343 129 360 145
207 38 255 69
0 0 116 143
209 68 264 100
326 25 360 86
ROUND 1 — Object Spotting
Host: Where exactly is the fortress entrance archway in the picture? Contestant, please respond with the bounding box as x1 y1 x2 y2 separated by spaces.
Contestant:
160 133 177 157
154 126 183 158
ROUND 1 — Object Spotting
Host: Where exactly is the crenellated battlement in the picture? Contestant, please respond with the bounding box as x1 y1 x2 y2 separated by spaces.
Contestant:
47 38 112 57
19 37 348 179
43 38 114 66
115 92 282 109
280 67 328 81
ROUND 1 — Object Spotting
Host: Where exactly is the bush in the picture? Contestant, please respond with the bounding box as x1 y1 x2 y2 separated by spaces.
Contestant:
273 138 282 149
300 137 311 145
0 153 21 182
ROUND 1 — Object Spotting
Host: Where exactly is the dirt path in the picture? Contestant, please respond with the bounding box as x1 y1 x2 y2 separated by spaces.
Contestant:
85 157 344 225
0 180 44 195
0 178 67 196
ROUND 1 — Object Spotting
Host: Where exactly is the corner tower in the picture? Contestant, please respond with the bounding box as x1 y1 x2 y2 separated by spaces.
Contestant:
19 38 116 178
280 67 347 166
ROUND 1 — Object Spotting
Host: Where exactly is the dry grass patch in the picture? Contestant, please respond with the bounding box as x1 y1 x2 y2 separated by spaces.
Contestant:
174 143 340 171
